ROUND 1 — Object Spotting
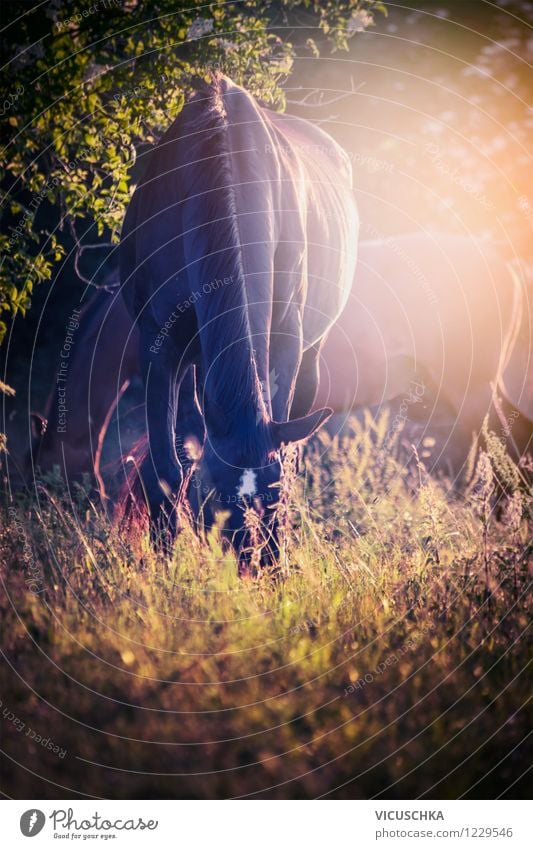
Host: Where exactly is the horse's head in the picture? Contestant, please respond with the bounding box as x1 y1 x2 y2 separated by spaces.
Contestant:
189 407 332 562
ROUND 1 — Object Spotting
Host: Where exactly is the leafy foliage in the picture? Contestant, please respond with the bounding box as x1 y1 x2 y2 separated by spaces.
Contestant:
0 0 383 342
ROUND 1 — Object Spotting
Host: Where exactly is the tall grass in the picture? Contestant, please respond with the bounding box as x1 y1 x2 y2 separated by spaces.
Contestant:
1 416 531 799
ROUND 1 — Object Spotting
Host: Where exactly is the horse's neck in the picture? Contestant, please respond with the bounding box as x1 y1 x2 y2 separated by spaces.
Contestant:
177 81 276 454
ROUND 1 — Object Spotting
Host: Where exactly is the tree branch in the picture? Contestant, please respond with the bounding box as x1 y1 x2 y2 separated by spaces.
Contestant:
69 220 119 292
286 78 363 109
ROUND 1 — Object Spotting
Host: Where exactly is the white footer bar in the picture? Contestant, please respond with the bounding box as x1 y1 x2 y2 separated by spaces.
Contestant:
3 800 529 848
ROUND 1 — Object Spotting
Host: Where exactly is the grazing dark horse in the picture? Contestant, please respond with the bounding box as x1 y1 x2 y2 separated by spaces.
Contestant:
119 74 358 552
26 237 532 499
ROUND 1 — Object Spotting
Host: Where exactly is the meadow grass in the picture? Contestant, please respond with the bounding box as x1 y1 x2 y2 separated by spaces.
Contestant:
1 415 531 799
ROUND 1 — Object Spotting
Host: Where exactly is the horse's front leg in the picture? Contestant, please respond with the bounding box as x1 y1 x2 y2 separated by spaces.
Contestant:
290 342 321 419
139 336 185 539
272 330 323 482
269 311 304 423
174 365 206 490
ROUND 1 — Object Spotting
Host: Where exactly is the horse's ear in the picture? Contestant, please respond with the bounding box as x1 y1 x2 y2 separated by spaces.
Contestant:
30 412 47 440
271 407 332 448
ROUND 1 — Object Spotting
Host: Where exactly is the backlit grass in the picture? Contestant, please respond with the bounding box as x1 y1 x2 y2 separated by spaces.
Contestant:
1 416 531 799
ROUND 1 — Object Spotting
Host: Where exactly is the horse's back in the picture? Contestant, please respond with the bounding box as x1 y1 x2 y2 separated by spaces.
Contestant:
216 81 358 346
266 109 358 345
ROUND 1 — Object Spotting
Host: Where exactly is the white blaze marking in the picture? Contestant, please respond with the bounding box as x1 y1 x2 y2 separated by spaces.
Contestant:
237 468 257 499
